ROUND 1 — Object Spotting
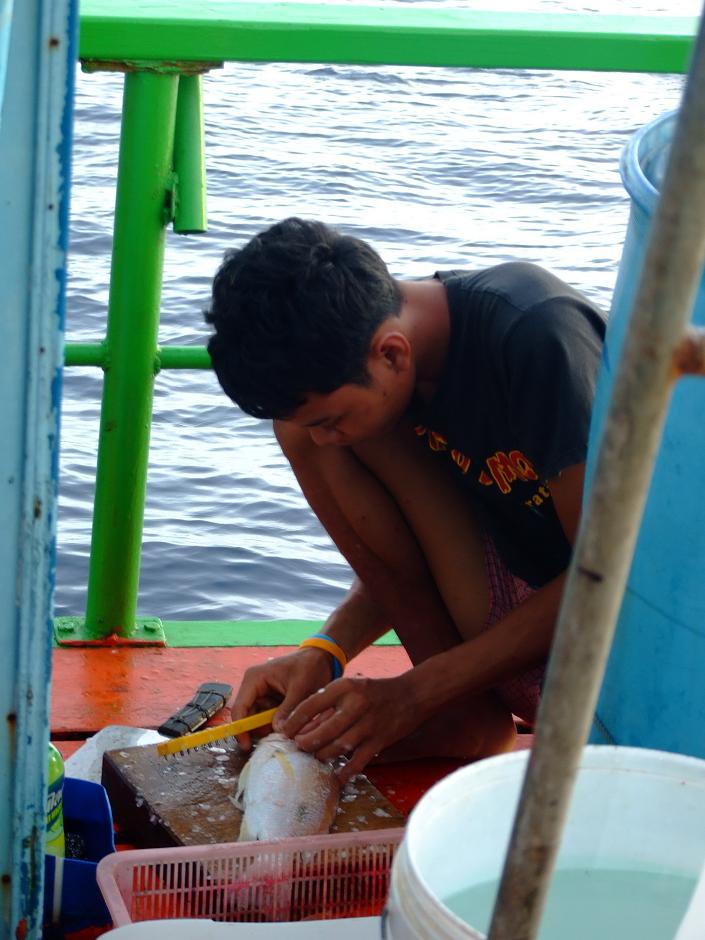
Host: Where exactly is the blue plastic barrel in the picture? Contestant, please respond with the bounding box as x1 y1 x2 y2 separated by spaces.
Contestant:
587 111 705 759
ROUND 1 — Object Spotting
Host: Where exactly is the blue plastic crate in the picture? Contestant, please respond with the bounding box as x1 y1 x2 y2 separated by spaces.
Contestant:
44 776 116 932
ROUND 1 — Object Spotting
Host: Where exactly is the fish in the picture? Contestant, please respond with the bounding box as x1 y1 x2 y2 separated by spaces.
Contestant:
235 732 340 842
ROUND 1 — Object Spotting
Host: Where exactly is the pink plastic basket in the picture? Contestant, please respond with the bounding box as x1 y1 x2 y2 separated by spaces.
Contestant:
97 829 405 927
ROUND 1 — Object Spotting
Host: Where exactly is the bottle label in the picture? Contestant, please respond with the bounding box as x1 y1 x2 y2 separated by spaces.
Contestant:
46 775 63 835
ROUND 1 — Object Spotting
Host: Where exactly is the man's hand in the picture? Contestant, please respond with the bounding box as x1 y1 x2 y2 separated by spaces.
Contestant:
230 648 333 750
276 673 421 784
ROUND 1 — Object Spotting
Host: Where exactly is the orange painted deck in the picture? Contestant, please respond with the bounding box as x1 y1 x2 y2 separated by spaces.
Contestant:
51 643 532 811
51 645 413 734
51 642 532 799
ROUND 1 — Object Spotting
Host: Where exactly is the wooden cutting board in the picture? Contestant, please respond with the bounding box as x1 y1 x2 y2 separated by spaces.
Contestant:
102 741 405 848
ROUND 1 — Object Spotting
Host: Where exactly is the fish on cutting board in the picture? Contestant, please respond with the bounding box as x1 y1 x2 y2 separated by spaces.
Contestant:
235 733 340 841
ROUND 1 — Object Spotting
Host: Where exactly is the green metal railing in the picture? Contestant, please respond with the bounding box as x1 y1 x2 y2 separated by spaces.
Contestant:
79 2 694 73
57 2 697 647
84 73 179 644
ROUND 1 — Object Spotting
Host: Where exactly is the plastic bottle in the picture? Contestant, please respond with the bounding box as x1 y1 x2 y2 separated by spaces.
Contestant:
46 743 65 856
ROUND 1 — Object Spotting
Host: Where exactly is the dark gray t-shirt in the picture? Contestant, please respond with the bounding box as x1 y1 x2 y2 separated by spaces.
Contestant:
414 262 606 588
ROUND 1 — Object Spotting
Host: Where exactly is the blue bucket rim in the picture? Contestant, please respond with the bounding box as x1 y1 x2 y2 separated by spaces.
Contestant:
621 109 678 217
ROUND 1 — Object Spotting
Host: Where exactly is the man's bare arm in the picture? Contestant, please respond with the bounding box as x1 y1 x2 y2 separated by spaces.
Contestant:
319 577 392 661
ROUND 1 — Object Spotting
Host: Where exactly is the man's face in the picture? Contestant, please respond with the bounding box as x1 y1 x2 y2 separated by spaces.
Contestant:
287 355 413 447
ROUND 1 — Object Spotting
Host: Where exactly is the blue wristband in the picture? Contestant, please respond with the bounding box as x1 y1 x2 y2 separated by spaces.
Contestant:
329 655 343 680
310 633 344 680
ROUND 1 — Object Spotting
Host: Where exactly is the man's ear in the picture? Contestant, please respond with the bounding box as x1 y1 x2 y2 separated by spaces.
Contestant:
370 329 412 374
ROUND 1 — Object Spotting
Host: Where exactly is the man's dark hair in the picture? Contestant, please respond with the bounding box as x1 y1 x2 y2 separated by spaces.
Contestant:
204 217 402 418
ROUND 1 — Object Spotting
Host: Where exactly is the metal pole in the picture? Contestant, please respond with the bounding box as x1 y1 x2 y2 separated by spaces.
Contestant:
173 73 207 234
83 71 178 641
63 341 212 370
488 7 705 939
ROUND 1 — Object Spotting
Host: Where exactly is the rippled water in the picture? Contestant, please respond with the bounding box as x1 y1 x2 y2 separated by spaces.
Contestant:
56 0 697 621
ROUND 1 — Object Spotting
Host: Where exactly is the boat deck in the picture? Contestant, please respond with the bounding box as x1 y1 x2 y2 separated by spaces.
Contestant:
51 642 531 807
50 643 532 937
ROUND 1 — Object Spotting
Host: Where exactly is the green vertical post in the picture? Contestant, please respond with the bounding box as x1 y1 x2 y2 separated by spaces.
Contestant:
173 73 207 234
83 71 178 641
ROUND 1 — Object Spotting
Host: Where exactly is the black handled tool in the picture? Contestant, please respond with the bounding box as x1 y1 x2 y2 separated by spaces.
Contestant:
157 681 233 738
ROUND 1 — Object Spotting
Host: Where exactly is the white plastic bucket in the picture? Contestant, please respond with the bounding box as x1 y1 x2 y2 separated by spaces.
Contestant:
103 916 382 937
384 746 705 939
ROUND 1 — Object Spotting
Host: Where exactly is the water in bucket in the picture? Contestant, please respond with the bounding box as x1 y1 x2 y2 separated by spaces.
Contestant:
443 867 696 939
384 748 705 940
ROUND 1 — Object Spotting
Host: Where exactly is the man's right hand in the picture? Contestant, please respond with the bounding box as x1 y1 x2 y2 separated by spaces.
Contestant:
229 647 334 750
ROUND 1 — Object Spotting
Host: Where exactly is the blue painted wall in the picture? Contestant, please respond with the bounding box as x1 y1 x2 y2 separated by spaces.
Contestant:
0 0 76 935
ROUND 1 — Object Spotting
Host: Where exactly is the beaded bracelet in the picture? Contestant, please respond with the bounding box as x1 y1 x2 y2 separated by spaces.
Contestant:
299 633 347 680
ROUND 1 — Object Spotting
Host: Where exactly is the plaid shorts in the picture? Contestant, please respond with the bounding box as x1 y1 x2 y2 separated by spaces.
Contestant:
482 534 545 725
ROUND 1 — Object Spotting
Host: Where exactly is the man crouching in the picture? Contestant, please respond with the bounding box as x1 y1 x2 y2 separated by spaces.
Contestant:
204 217 605 783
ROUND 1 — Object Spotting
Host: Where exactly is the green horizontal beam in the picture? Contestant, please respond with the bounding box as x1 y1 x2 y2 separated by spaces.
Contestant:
78 3 696 75
50 617 401 648
160 619 400 648
157 344 211 370
64 342 106 367
64 342 211 370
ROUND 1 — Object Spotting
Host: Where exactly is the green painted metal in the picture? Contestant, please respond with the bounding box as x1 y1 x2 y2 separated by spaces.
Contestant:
157 344 210 370
51 617 399 648
80 71 178 643
173 74 207 234
54 615 164 645
63 342 211 370
161 619 400 648
64 341 106 367
78 2 696 75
